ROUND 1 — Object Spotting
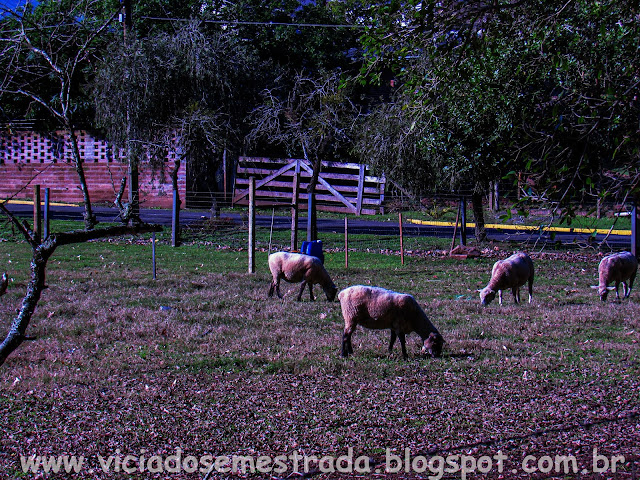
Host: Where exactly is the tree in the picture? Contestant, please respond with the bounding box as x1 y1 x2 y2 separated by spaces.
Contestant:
512 0 640 218
1 0 122 228
0 0 161 366
356 0 639 238
93 19 261 213
247 70 360 238
216 0 364 76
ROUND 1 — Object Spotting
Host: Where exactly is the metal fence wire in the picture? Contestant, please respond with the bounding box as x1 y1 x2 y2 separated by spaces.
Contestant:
172 191 635 255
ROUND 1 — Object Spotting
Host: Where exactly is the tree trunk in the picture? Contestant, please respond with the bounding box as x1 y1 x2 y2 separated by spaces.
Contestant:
67 128 96 229
0 243 51 366
0 211 162 367
471 191 487 242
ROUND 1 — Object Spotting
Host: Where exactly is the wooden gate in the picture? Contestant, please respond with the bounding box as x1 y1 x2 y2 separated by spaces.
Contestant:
232 157 386 215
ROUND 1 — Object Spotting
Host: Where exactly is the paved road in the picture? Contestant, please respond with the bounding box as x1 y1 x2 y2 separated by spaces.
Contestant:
3 202 632 249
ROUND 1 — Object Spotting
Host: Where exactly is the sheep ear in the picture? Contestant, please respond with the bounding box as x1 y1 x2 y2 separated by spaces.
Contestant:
590 286 599 289
476 289 483 293
607 286 616 291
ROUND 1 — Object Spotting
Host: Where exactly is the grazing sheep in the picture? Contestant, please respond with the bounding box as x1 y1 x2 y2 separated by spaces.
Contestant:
268 252 337 302
338 285 444 360
478 252 534 306
591 251 638 301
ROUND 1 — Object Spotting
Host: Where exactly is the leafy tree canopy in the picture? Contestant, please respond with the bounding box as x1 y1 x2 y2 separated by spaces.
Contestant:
356 0 640 214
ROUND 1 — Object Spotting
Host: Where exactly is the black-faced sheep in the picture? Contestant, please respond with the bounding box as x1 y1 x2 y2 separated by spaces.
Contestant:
591 251 638 301
478 252 534 306
338 285 444 360
268 252 338 302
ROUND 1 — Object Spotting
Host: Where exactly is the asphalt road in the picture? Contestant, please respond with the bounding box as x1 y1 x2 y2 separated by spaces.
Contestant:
3 202 633 249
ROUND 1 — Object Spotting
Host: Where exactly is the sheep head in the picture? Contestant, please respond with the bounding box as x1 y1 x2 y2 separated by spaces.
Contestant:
591 285 616 301
325 284 338 302
422 332 444 358
478 287 496 306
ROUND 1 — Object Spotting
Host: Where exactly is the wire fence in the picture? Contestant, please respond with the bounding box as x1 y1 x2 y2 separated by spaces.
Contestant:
171 191 636 256
1 190 636 257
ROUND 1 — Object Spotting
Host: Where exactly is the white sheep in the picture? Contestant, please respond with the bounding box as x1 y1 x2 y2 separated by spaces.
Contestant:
478 252 534 306
591 251 638 301
268 252 338 302
338 285 444 360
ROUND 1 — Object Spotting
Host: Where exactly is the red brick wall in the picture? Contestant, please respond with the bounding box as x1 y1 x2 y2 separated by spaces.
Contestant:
0 131 186 209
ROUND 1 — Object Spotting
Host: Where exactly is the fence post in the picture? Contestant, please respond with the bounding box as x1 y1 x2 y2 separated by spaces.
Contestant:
632 198 638 257
268 208 275 255
152 232 157 280
223 149 228 204
33 185 41 244
172 188 180 247
399 212 404 265
291 164 300 251
344 217 348 269
459 196 467 246
356 164 365 215
307 192 314 243
248 176 256 273
43 187 50 240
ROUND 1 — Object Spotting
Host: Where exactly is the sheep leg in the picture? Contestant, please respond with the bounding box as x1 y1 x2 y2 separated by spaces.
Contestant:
528 277 534 303
512 287 520 304
296 282 307 301
398 333 408 360
498 290 503 306
615 281 621 300
341 331 353 357
308 283 315 301
626 271 636 298
388 331 397 354
268 280 276 298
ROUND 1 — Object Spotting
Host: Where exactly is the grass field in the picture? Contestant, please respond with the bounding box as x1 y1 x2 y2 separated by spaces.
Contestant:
0 238 638 479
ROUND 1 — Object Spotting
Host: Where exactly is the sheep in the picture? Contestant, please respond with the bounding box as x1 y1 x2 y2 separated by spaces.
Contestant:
478 252 534 306
267 252 338 302
338 285 444 360
591 251 638 302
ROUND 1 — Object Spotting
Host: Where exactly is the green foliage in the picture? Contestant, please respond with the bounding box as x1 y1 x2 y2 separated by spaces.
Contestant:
216 0 362 75
93 19 260 176
356 0 640 219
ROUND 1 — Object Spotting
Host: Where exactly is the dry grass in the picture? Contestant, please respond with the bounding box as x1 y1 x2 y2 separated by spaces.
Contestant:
0 241 639 479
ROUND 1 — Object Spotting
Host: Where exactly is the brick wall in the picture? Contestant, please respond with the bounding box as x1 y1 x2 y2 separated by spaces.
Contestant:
0 130 186 209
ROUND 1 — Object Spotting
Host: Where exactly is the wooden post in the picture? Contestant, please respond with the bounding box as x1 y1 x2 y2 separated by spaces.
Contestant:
223 149 228 204
399 212 404 265
459 196 467 246
152 232 157 280
172 188 180 247
291 162 300 251
307 192 314 243
379 174 386 214
268 208 275 255
33 185 41 244
450 202 461 254
43 187 50 240
632 198 638 257
248 176 256 273
356 164 365 215
344 217 348 269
